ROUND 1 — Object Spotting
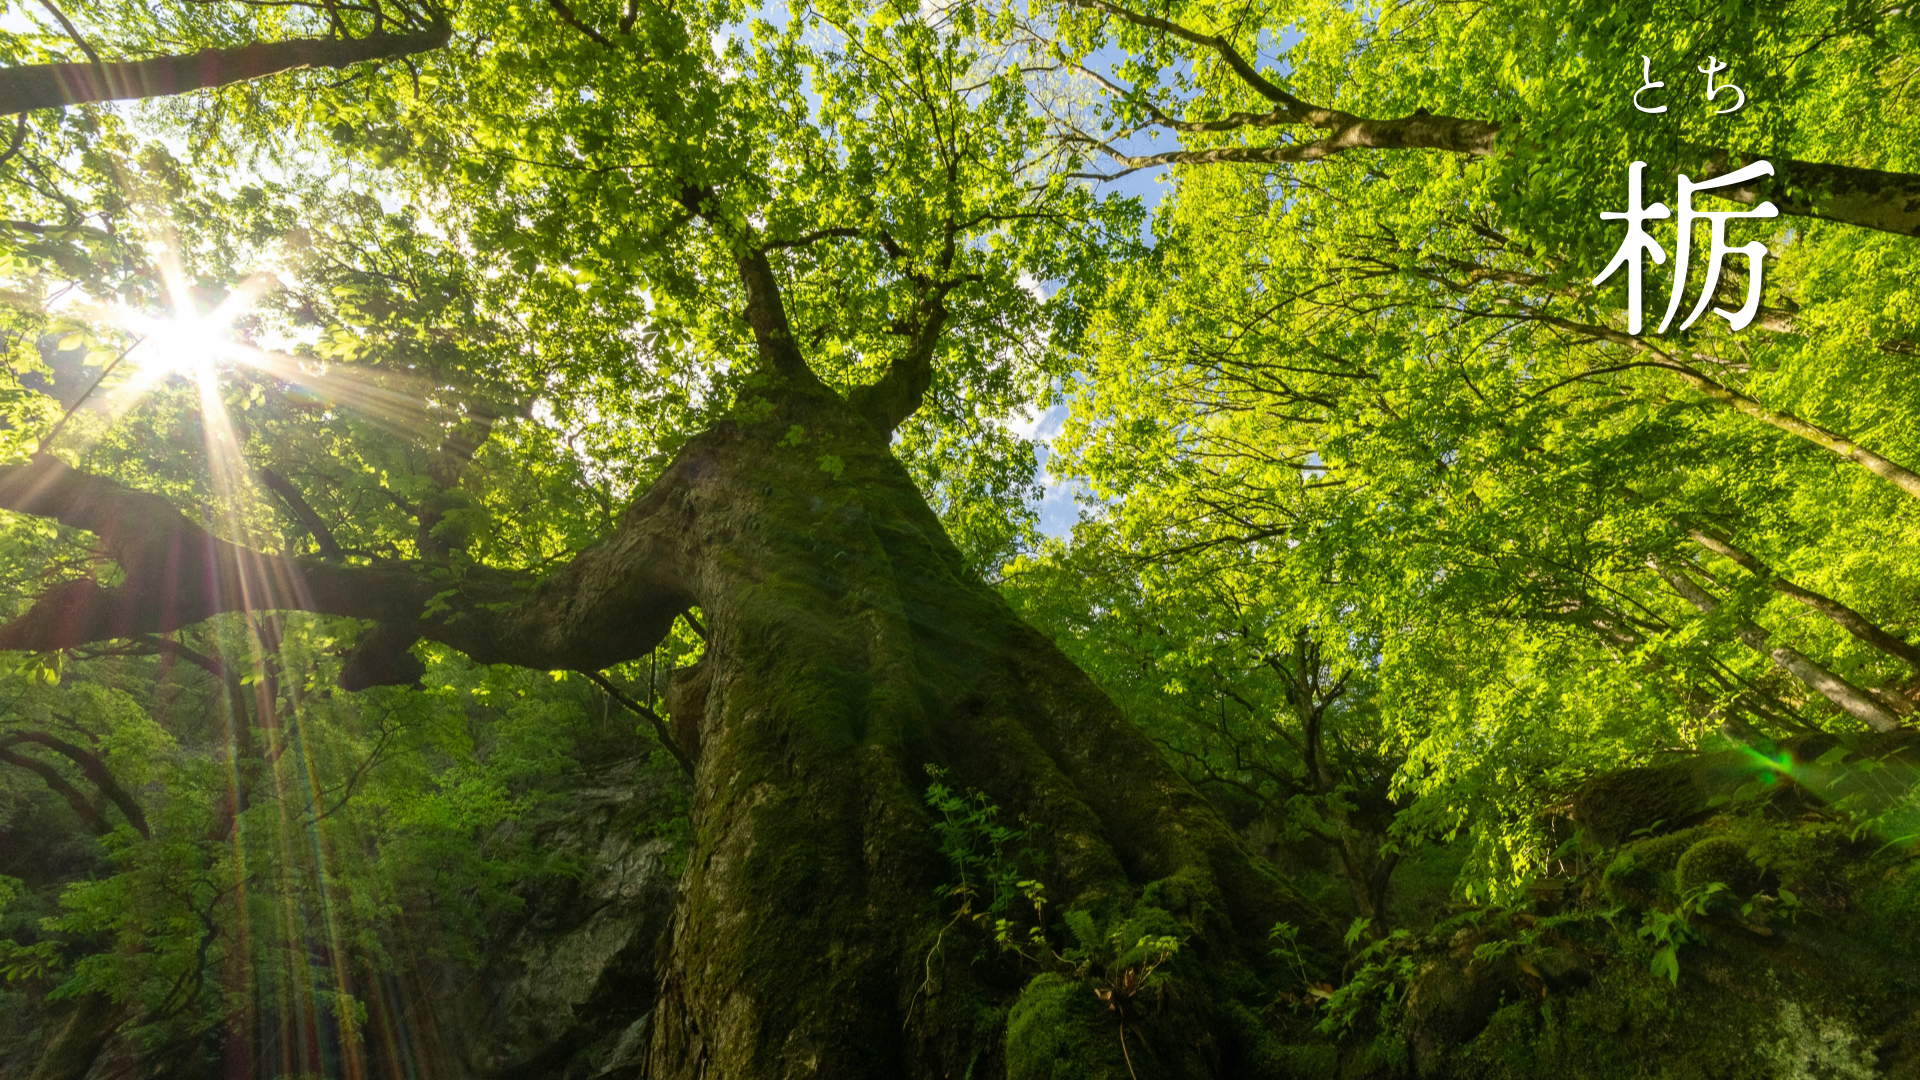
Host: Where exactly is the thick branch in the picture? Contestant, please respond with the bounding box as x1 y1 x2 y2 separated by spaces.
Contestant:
0 453 695 682
735 248 811 380
258 467 344 560
544 0 614 48
0 746 110 835
0 21 451 116
1062 0 1305 113
35 0 102 68
849 285 952 435
1083 114 1499 173
1702 153 1920 238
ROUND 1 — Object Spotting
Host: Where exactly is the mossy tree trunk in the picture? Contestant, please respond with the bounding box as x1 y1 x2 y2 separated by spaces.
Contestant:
633 383 1328 1078
0 235 1335 1077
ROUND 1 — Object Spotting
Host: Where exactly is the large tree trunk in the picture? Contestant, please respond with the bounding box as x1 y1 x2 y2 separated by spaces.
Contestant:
632 382 1330 1078
0 375 1335 1078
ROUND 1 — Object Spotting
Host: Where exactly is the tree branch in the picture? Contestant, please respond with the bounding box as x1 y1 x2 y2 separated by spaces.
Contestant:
1062 0 1305 112
0 19 451 115
579 669 695 776
1066 0 1920 237
0 745 110 835
1688 527 1920 672
0 452 696 684
544 0 614 48
0 729 147 837
34 0 102 68
257 467 344 559
1648 554 1901 732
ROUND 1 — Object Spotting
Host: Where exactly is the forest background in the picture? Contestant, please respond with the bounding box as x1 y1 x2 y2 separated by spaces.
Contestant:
0 0 1918 1077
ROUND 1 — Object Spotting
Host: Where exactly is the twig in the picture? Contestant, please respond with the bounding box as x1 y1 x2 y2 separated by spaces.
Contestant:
579 668 694 776
39 337 137 452
0 116 28 169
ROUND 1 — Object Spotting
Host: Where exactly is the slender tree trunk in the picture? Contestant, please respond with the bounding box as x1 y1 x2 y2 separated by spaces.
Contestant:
28 992 125 1080
1649 556 1901 732
639 383 1331 1078
1669 370 1920 501
1688 528 1920 673
0 22 451 116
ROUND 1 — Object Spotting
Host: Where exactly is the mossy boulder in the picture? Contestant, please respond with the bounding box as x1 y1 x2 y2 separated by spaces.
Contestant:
1674 836 1764 899
1571 763 1710 845
1403 938 1525 1076
1600 826 1710 905
1005 974 1130 1080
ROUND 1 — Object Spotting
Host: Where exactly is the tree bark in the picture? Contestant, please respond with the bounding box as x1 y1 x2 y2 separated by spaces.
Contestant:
1701 153 1920 238
640 384 1331 1077
0 381 1335 1077
1649 556 1901 732
1687 527 1920 673
0 21 451 116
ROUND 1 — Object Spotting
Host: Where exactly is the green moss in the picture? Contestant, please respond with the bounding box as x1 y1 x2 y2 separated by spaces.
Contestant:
1600 825 1709 904
1338 1031 1409 1079
1005 974 1128 1080
1674 836 1762 898
1573 764 1708 845
1854 858 1920 975
1749 819 1858 909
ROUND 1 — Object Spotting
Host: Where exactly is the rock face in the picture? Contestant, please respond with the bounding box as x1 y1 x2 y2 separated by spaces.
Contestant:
429 755 686 1080
1386 735 1920 1080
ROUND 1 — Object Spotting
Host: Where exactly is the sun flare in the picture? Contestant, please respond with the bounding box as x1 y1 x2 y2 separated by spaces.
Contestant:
124 313 238 379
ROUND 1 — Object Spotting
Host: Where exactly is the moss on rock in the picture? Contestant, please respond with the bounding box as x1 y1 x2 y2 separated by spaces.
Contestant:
1006 974 1129 1080
1674 836 1763 899
1572 764 1709 846
1600 826 1710 905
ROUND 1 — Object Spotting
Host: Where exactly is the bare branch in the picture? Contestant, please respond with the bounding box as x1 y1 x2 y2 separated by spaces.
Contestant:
544 0 615 48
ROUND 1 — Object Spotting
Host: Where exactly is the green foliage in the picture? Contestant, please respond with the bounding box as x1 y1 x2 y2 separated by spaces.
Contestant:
1318 924 1419 1036
3 0 1920 1069
924 764 1044 928
1024 0 1920 912
0 613 679 1067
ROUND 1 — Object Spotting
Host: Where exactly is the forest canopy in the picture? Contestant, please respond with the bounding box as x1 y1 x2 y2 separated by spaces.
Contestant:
0 0 1917 1078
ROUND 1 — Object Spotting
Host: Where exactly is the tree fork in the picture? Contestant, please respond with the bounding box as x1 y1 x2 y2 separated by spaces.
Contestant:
646 389 1334 1076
